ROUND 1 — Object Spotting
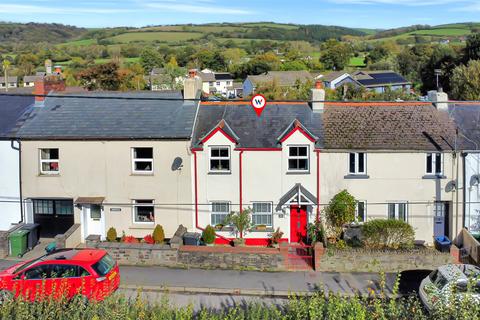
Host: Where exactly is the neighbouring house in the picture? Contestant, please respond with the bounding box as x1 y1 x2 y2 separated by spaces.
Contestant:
0 77 18 89
322 70 411 93
190 87 459 244
0 95 34 230
15 77 201 242
197 69 234 97
449 101 480 238
352 70 411 93
23 75 43 87
243 71 313 97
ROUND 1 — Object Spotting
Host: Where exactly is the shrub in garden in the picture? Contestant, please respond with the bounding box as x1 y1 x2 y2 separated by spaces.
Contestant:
153 224 165 244
224 207 253 239
202 225 216 244
106 227 117 242
143 234 155 244
362 219 415 249
324 190 356 239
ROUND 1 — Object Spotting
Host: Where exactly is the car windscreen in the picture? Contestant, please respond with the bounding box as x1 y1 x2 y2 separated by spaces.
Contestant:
91 254 115 276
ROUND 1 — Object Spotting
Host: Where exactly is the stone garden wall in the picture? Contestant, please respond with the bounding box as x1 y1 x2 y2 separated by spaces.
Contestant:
316 247 454 272
86 237 286 271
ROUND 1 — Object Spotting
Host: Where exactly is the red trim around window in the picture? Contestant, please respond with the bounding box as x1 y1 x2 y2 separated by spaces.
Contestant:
279 127 316 143
201 127 237 144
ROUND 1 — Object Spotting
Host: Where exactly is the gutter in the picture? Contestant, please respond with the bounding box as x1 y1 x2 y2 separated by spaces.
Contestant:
10 140 23 224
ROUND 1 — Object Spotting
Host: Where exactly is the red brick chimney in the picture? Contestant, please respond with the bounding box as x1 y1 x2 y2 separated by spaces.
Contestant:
34 76 66 103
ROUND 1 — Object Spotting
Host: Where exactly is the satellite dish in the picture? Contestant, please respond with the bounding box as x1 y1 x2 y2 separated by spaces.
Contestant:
171 157 183 171
445 180 457 193
470 174 480 187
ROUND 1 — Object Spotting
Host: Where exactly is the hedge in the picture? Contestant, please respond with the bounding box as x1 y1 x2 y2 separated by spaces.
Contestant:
361 219 415 249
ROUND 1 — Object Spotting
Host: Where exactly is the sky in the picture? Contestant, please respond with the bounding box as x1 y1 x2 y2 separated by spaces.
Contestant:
0 0 479 29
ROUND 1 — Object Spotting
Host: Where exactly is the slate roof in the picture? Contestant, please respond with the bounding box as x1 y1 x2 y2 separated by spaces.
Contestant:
323 71 349 83
247 71 313 87
449 103 480 150
352 70 410 87
16 91 198 140
198 72 215 82
0 95 34 138
323 103 456 151
192 102 323 148
0 76 18 83
214 73 233 81
23 75 42 83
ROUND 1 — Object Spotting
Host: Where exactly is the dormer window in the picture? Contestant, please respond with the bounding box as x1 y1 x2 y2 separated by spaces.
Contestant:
210 146 230 172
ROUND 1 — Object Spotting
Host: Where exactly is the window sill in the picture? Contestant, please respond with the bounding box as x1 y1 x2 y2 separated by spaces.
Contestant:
214 226 233 232
344 174 369 179
250 228 274 233
208 171 231 175
286 171 310 175
422 175 446 180
131 172 154 176
38 173 60 177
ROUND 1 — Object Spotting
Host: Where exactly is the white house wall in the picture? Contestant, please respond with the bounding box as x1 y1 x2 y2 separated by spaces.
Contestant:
196 130 318 241
465 153 480 233
0 141 21 230
320 152 458 243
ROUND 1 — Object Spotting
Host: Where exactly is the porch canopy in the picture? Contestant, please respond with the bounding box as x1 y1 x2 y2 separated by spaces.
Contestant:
74 197 105 205
276 183 317 211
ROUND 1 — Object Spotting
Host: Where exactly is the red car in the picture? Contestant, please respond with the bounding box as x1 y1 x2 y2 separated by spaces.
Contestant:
0 248 120 302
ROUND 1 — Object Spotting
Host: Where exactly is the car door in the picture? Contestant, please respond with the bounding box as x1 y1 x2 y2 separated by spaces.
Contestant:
20 264 54 301
49 264 86 299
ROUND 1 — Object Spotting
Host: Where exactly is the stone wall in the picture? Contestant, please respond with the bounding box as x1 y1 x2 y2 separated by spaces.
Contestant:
86 238 286 271
55 224 81 249
177 245 285 271
316 247 454 272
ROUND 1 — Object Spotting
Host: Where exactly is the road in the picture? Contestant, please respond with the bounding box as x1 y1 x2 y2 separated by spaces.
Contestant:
0 259 430 310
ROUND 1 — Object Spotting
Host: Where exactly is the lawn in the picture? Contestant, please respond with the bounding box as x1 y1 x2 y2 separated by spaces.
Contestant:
349 56 366 67
107 31 204 43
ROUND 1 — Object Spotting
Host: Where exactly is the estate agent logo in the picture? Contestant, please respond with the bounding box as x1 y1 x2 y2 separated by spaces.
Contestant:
250 94 267 117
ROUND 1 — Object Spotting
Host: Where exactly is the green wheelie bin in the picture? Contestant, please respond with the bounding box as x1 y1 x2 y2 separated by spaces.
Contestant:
9 229 29 257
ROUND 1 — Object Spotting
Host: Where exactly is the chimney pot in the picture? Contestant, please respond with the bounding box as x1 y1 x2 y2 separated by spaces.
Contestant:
311 83 325 113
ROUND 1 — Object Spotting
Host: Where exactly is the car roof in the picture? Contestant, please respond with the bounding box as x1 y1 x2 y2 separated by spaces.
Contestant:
44 249 105 264
438 264 480 281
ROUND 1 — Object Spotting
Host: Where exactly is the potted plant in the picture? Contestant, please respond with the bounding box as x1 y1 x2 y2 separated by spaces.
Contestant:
269 228 284 248
224 208 253 247
256 224 267 231
215 224 224 231
202 225 216 246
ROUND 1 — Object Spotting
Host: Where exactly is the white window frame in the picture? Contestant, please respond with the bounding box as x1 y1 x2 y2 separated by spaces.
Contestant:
131 147 154 174
287 145 309 172
39 148 59 175
348 152 366 175
209 146 231 173
216 81 221 86
426 152 443 175
132 199 155 224
355 201 367 223
252 202 273 227
387 202 408 222
210 201 230 226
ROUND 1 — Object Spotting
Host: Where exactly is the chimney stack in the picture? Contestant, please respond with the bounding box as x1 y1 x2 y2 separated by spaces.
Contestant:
34 76 66 104
184 69 202 100
311 80 325 113
428 90 449 111
45 59 52 75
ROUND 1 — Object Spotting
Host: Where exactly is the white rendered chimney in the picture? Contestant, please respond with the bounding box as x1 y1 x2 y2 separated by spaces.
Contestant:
428 90 449 111
311 80 325 113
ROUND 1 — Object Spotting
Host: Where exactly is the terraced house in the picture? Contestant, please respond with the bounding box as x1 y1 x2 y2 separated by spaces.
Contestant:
191 88 459 244
15 78 200 242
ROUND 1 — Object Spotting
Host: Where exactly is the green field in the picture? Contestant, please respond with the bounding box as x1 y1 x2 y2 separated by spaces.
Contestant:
349 56 366 67
107 31 204 43
59 38 97 47
143 25 247 33
411 28 471 36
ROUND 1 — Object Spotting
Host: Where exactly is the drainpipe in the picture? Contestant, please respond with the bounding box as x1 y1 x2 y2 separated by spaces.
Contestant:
191 148 230 242
10 140 24 224
462 152 467 230
239 150 244 239
315 150 321 222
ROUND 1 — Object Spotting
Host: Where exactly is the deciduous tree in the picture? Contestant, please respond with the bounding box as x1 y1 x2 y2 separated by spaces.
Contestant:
451 60 480 100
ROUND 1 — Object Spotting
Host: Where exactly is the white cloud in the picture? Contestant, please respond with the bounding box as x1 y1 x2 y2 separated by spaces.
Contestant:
0 4 135 14
141 0 252 15
328 0 471 5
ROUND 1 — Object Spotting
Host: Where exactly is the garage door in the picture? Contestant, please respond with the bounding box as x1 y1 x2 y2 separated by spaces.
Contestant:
32 199 74 238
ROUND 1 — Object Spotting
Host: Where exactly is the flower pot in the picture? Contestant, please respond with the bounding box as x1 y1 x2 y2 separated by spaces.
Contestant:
233 238 245 247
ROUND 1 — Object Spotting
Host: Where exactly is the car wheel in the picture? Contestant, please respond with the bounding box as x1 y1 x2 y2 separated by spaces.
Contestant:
0 290 13 304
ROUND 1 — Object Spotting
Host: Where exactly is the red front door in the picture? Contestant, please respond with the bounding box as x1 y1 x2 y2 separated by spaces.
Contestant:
290 205 307 243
